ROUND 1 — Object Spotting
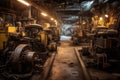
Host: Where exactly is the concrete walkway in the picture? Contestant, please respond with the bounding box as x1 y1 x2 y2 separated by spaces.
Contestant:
48 41 84 80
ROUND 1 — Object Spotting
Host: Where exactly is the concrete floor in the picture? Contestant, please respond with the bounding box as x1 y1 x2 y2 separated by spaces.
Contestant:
48 41 84 80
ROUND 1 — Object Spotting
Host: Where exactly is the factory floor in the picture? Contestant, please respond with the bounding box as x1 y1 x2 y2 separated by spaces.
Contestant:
47 35 119 80
48 36 85 80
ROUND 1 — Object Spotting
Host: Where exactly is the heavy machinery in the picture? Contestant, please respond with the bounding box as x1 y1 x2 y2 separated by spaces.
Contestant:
44 29 57 51
71 28 83 45
0 23 42 80
0 16 54 80
0 3 58 80
91 27 120 69
81 26 120 73
24 24 57 52
48 26 61 44
24 24 46 52
71 27 90 45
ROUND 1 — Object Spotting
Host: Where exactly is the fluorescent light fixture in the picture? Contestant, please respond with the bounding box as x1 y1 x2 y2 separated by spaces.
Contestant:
99 17 103 20
105 14 108 18
51 18 54 21
41 12 47 16
17 0 30 6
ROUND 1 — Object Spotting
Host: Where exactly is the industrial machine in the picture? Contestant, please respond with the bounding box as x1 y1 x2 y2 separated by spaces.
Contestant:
81 26 120 73
24 24 57 52
24 24 46 51
91 27 120 68
71 27 90 45
71 28 83 45
0 1 59 80
0 16 54 80
0 23 42 80
44 29 57 51
48 26 61 44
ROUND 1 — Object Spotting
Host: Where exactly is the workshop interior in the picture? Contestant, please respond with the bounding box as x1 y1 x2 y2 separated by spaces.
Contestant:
0 0 120 80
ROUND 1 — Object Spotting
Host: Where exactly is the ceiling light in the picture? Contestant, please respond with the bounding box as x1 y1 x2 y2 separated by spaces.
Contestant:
105 14 108 18
17 0 30 6
99 17 103 20
51 18 54 21
41 12 47 16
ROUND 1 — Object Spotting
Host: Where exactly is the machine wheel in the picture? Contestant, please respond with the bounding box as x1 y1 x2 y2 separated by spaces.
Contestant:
9 44 38 74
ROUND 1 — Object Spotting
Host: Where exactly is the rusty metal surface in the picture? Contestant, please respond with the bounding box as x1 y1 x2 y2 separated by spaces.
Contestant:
10 44 30 63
